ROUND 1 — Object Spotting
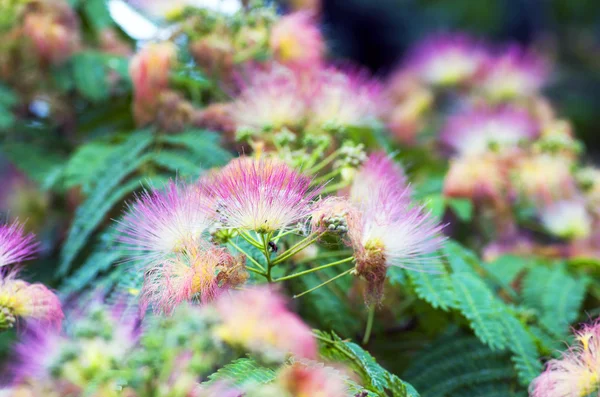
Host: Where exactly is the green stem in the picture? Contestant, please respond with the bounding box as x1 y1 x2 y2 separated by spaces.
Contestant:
273 257 354 282
320 180 350 195
295 250 353 265
293 268 354 299
312 168 342 185
229 240 266 272
272 234 321 265
273 228 299 243
362 305 376 345
306 149 340 175
238 231 263 249
260 232 275 282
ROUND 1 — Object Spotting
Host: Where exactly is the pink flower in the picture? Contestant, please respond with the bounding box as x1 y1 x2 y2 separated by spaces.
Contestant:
22 3 80 65
512 154 577 205
348 156 445 303
406 33 487 86
0 220 39 267
117 180 215 269
480 45 549 100
440 106 539 156
141 243 247 314
350 152 410 205
129 42 177 125
231 64 308 132
540 199 592 240
308 67 383 130
279 360 348 397
211 157 320 233
270 12 324 69
530 321 600 397
443 154 508 204
0 268 63 328
214 286 317 361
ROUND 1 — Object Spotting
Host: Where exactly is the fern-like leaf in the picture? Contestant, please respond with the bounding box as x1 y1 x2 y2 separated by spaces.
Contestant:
205 357 277 387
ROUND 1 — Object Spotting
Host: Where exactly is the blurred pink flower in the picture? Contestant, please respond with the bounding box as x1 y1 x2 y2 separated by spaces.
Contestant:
531 321 600 397
512 154 577 205
0 220 39 268
350 152 409 206
214 286 317 361
0 268 63 328
440 106 539 157
129 42 177 125
141 243 247 314
480 45 549 100
406 33 487 86
308 67 383 130
117 180 215 269
211 157 319 233
270 12 324 69
232 64 308 131
279 360 348 397
540 199 592 240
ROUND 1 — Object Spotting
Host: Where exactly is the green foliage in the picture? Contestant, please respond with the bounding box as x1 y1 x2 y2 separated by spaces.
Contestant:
316 330 419 397
206 357 278 388
404 335 520 397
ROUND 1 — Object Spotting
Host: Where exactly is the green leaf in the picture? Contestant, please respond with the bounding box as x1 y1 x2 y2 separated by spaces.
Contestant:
485 255 529 286
406 259 456 311
499 312 543 386
81 0 114 31
63 141 114 193
158 129 232 168
444 241 478 275
447 198 473 222
423 194 445 221
58 132 153 276
450 273 507 350
73 52 110 101
316 331 417 396
0 143 65 189
205 357 277 388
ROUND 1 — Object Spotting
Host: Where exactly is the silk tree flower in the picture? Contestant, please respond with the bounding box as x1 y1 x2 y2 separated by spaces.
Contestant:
22 1 80 65
444 154 508 204
129 42 177 125
511 154 577 205
540 199 592 240
350 152 410 205
530 321 600 397
214 286 317 361
270 12 324 69
278 360 349 397
141 243 247 314
308 67 383 130
0 220 39 267
347 156 445 304
440 106 539 157
479 45 549 100
117 180 215 269
211 157 319 233
0 268 63 329
405 33 487 86
232 65 308 132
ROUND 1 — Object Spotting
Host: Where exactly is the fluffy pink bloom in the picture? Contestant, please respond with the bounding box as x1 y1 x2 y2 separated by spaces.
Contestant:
232 65 308 131
512 154 577 205
308 67 383 130
530 321 600 397
129 42 177 124
214 286 317 361
279 360 348 397
22 3 80 65
348 158 445 303
350 152 409 205
10 322 65 383
270 12 324 69
480 45 549 100
117 180 215 269
211 157 320 233
0 268 63 328
440 106 539 156
443 154 508 204
141 243 247 314
0 220 39 267
540 199 592 240
406 33 487 86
